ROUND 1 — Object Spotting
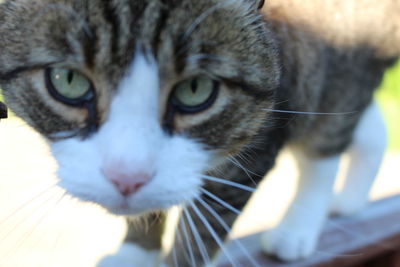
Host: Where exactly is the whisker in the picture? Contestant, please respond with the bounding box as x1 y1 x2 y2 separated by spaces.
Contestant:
0 187 61 242
174 220 189 264
234 153 251 167
28 193 69 253
179 214 196 267
172 237 179 267
263 108 358 116
49 195 72 267
0 119 29 130
202 176 256 193
189 201 239 267
183 208 210 266
4 191 66 259
196 197 260 267
227 156 251 178
0 183 58 226
200 188 241 215
236 149 257 165
227 156 260 186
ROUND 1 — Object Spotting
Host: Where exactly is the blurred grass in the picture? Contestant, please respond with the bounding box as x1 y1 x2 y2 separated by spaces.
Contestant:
376 60 400 151
1 61 400 151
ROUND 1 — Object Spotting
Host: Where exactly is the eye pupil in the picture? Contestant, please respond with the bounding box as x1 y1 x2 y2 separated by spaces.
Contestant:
67 70 74 84
191 79 198 94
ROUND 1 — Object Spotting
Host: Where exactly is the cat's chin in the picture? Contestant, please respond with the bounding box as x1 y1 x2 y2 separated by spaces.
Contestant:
60 181 197 216
104 204 168 217
103 199 176 216
105 204 149 216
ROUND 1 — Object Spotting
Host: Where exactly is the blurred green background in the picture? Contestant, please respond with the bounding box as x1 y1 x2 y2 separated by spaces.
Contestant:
1 61 400 150
376 61 400 151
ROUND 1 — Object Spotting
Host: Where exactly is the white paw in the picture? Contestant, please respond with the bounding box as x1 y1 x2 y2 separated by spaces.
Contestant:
261 225 319 262
330 194 368 216
97 243 163 267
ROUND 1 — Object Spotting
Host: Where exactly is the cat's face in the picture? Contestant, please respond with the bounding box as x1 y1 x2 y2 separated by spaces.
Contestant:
0 0 280 215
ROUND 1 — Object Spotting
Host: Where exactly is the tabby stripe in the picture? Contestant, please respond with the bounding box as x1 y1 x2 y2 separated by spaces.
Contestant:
151 6 170 58
174 36 188 74
99 0 120 59
15 87 77 136
81 26 98 69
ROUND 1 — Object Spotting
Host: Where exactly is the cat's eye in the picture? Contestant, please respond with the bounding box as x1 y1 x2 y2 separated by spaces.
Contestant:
45 68 94 106
171 76 219 113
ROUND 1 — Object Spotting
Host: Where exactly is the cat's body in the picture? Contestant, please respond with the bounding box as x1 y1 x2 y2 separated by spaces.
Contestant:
0 0 399 266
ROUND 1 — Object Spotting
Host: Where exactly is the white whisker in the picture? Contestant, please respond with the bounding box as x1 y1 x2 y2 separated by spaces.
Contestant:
183 208 210 266
263 108 358 116
196 197 261 267
0 187 61 242
200 188 241 215
189 201 239 267
174 222 188 264
179 215 196 267
202 175 256 193
236 149 256 165
0 183 58 227
172 231 179 267
4 191 66 258
227 156 259 185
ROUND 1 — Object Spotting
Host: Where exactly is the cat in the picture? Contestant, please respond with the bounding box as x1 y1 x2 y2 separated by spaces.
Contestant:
0 0 399 266
0 101 7 120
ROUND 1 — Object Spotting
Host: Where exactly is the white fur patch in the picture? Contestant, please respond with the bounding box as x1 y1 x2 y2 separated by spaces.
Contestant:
97 243 162 267
262 148 340 261
331 102 387 215
51 51 210 215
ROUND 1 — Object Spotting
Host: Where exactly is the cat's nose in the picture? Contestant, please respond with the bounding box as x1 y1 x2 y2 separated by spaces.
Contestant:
103 168 153 196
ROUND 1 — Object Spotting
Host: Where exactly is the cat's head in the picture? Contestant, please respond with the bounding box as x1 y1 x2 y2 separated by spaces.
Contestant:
0 0 280 215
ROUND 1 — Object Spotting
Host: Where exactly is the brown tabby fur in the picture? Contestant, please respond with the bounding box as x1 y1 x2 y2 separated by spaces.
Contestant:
0 0 399 265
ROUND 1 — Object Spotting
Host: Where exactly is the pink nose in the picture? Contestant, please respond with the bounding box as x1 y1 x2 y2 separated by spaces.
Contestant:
103 168 153 196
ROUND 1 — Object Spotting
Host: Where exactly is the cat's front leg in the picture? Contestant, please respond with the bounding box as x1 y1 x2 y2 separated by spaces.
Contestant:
98 213 166 267
261 148 340 261
330 103 386 216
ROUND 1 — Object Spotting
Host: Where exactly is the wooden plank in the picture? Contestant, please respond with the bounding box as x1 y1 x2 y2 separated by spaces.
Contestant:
0 101 7 119
218 195 400 267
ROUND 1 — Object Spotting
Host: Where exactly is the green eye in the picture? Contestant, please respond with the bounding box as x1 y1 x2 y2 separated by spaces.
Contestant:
172 76 219 113
45 68 94 106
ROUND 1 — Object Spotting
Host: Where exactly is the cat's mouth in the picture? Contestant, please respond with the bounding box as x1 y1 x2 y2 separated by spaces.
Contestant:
58 173 202 216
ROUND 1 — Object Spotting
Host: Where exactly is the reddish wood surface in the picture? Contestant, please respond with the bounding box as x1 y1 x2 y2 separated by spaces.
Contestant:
218 195 400 267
